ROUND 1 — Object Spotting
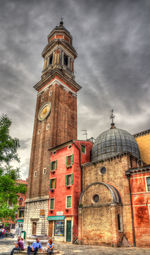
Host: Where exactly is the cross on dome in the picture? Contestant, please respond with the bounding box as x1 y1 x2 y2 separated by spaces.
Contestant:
110 109 116 129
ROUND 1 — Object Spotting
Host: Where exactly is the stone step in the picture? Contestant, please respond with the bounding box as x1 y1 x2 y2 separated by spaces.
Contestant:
17 250 63 255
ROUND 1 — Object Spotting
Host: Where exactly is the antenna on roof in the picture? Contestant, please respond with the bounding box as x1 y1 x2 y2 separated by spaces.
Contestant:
82 130 88 140
110 109 116 129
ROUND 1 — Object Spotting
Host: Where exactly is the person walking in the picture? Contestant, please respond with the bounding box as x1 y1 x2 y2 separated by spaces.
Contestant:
27 238 42 255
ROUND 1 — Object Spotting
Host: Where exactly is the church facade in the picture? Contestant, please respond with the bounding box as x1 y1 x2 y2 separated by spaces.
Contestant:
24 21 150 247
78 126 150 247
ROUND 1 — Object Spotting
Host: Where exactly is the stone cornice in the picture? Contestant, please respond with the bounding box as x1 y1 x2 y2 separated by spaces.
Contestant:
34 69 81 92
42 39 77 58
25 195 49 203
82 152 132 167
126 165 150 176
134 129 150 138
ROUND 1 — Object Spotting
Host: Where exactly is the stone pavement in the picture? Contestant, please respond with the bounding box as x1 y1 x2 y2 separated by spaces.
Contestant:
1 237 150 255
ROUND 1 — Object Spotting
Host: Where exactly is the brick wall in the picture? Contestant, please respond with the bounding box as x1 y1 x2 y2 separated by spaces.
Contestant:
79 155 134 246
27 82 77 200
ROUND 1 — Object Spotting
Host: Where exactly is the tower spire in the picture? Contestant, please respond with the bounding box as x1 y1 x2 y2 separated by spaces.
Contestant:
60 17 64 26
110 109 116 129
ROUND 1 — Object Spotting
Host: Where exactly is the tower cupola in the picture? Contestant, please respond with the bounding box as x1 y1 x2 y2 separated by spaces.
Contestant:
42 20 77 80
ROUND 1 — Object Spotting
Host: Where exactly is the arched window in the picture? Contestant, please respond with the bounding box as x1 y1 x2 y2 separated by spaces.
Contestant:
19 198 23 206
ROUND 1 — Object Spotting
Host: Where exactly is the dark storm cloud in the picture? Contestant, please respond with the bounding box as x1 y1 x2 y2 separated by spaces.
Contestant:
0 0 150 177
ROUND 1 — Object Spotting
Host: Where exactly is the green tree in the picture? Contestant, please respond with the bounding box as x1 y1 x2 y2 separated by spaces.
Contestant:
0 115 26 221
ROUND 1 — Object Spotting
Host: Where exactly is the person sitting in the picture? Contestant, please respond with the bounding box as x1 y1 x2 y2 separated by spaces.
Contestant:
27 238 42 255
47 239 54 255
10 236 24 255
1 228 6 238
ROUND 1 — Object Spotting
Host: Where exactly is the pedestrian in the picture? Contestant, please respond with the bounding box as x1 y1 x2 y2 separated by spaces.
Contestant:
47 239 54 255
10 236 24 255
1 228 6 238
0 228 2 238
27 238 42 255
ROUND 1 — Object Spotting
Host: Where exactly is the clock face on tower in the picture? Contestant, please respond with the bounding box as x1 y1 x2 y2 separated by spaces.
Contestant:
38 102 51 121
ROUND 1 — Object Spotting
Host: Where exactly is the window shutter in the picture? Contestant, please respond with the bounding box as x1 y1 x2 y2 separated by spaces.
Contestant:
19 211 21 217
71 154 74 165
55 160 57 170
50 199 54 209
65 175 68 186
55 178 56 188
66 156 68 167
50 162 52 170
67 196 72 208
50 179 52 189
71 174 73 185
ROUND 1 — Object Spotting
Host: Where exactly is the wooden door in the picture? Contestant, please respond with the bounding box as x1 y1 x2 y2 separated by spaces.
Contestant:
66 220 71 242
48 221 53 237
32 222 37 235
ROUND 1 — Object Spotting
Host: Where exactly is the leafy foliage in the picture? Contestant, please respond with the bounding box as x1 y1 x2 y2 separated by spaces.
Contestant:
0 115 26 221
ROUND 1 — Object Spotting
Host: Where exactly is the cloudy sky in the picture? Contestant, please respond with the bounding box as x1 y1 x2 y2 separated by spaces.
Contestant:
1 0 150 178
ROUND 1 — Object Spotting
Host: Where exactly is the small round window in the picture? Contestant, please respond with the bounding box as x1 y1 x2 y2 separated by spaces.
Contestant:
100 167 106 174
93 194 99 203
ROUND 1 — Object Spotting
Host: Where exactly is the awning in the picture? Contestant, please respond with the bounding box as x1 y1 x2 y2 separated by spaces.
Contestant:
17 219 24 223
47 216 65 221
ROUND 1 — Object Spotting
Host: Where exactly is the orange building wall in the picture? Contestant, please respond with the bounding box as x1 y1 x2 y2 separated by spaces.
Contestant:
135 132 150 164
130 172 150 246
49 140 93 241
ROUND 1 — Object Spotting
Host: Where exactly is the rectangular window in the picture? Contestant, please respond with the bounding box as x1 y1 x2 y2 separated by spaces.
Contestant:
148 205 150 219
146 177 150 191
54 220 64 236
50 160 57 171
66 196 72 208
65 174 73 186
64 54 68 66
50 178 56 189
81 144 86 154
50 198 54 210
66 155 73 168
117 214 123 232
49 54 53 65
19 211 24 218
43 168 47 174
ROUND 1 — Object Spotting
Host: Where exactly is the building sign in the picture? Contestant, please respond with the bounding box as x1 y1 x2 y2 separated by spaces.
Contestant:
56 211 63 216
47 216 65 221
40 210 45 217
54 220 64 236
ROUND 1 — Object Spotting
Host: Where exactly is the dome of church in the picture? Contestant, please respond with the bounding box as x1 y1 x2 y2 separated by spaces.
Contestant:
92 127 140 162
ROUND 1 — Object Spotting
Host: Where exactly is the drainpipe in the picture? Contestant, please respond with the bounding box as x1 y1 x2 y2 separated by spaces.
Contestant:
73 142 82 191
126 171 136 247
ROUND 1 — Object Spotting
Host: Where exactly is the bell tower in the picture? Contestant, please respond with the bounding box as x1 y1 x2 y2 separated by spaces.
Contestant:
25 21 81 234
